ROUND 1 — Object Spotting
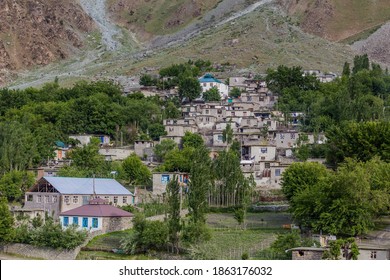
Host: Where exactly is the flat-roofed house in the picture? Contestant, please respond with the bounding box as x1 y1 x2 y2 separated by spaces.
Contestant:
23 177 135 219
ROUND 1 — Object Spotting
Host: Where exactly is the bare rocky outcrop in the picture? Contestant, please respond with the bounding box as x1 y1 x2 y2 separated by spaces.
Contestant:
0 0 95 85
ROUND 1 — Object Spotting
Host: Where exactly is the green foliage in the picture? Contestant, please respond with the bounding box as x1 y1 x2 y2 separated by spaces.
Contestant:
121 213 168 254
202 87 221 102
122 154 152 186
147 123 166 141
180 145 214 244
182 131 204 149
325 121 390 167
352 54 370 74
0 198 14 242
324 238 360 260
12 217 87 249
178 77 202 102
269 230 316 259
0 170 35 202
281 162 329 203
229 87 241 98
284 158 390 236
266 65 319 94
222 123 234 145
140 74 157 86
163 101 181 119
166 175 182 253
154 139 177 162
156 147 193 173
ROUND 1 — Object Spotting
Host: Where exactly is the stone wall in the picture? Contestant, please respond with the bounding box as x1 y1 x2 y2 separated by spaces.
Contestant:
1 230 101 260
102 217 132 233
292 249 325 260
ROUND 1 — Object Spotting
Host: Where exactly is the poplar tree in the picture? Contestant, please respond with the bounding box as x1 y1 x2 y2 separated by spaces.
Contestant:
166 175 181 253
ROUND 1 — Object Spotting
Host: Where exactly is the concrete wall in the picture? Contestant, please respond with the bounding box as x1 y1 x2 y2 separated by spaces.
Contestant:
358 249 390 260
99 147 133 161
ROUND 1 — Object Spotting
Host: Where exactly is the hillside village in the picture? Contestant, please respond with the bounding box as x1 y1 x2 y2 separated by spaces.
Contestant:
1 58 390 261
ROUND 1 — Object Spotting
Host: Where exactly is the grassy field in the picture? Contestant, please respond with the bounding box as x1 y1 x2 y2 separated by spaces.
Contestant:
76 211 292 260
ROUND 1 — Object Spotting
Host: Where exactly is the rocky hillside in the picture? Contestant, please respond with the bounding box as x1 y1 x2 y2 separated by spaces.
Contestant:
0 0 95 84
4 0 390 88
278 0 390 42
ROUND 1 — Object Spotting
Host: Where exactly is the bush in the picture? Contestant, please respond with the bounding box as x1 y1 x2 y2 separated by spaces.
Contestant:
121 213 168 254
13 218 87 249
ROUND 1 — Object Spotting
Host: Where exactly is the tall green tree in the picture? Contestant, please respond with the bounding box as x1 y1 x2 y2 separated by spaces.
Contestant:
154 139 177 162
122 154 152 186
184 145 213 243
166 175 181 253
178 77 202 102
0 197 14 243
202 87 221 102
0 171 35 202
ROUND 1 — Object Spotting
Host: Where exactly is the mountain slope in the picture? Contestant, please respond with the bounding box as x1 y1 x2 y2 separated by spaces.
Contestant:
0 0 95 84
7 0 390 88
278 0 390 42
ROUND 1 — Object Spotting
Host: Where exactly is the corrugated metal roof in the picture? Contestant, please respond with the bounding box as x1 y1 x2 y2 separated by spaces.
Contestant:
59 204 133 217
43 177 132 195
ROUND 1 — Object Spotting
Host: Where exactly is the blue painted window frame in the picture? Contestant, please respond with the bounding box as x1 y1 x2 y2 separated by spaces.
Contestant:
82 217 88 228
73 217 79 225
63 217 69 227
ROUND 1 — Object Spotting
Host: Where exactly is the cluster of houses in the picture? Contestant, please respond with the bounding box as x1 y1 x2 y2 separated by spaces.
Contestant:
10 71 390 259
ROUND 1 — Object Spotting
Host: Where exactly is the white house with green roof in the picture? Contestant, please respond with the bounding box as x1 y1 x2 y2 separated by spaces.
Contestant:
199 73 229 99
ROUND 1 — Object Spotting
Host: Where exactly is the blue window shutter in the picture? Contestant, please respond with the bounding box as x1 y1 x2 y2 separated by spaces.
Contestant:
63 217 69 226
73 217 79 225
82 217 88 228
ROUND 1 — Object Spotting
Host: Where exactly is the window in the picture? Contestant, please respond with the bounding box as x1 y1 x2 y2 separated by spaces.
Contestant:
205 109 209 114
92 218 98 228
37 195 42 203
247 96 252 101
82 196 89 205
45 196 50 203
217 135 223 141
73 217 79 225
63 217 69 227
114 196 118 204
64 196 70 204
27 195 33 202
82 217 88 228
73 196 79 204
261 148 268 153
53 196 58 203
161 175 170 184
291 133 296 139
123 196 128 204
265 163 270 169
370 251 377 259
280 133 285 140
275 169 281 177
